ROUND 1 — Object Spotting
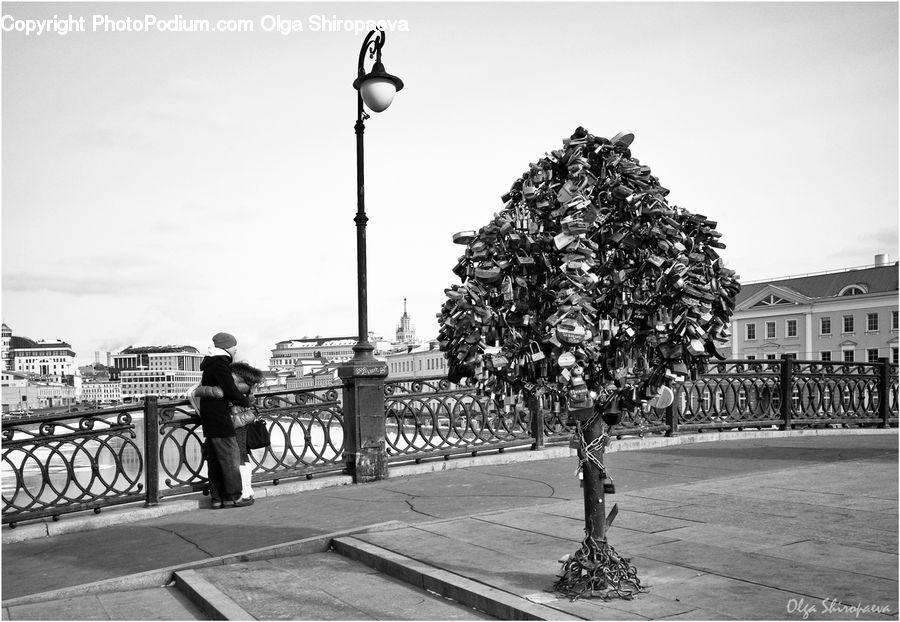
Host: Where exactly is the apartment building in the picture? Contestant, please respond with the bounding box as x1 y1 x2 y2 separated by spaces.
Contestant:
111 345 203 401
731 256 898 364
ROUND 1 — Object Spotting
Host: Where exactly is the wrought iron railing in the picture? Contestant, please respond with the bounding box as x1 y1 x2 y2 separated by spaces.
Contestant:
2 359 896 526
2 385 343 526
383 376 535 462
661 359 898 436
1 406 145 526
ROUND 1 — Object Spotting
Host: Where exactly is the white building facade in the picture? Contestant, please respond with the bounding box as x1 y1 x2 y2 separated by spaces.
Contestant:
111 346 203 401
1 324 12 371
80 380 122 405
385 341 448 380
269 336 359 371
731 258 899 364
11 339 76 378
1 371 77 413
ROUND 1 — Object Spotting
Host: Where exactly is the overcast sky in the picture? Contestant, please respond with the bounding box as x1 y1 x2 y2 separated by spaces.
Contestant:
2 1 897 369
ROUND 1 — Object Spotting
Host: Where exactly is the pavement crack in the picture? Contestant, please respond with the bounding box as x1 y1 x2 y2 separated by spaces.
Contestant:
380 487 417 499
473 470 559 497
382 485 559 502
150 526 215 557
404 499 440 518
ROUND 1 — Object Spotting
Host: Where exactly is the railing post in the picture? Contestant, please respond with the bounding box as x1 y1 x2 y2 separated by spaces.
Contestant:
878 357 890 428
529 394 544 449
143 396 160 507
338 363 388 483
780 355 793 430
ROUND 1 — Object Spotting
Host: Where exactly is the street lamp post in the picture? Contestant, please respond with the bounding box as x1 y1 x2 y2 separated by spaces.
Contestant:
338 29 404 483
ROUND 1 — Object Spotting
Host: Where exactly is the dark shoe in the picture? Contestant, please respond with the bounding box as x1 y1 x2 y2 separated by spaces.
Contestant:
225 497 254 508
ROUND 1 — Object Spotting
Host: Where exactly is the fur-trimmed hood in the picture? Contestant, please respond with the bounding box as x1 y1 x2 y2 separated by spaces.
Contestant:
231 361 264 386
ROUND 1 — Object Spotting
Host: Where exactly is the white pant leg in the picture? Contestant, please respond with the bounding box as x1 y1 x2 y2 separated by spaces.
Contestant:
239 460 255 499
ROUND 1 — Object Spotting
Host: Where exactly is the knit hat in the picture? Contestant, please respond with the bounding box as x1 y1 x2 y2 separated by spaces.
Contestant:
212 332 237 349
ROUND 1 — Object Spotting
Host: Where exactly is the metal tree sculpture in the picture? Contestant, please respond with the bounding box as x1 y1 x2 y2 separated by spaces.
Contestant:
437 127 740 600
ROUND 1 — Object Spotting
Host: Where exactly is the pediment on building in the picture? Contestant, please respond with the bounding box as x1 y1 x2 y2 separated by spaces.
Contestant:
739 285 811 312
838 339 858 347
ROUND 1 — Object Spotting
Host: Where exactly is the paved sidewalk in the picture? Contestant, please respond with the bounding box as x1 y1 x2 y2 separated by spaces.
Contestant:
2 431 897 620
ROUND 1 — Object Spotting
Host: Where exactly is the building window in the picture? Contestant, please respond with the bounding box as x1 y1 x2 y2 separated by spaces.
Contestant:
746 355 756 360
893 348 898 365
867 348 880 363
893 311 899 331
843 349 855 363
765 322 776 339
838 284 868 296
766 354 777 360
783 353 798 360
820 351 831 361
786 320 798 338
867 313 879 332
746 324 756 340
843 315 854 333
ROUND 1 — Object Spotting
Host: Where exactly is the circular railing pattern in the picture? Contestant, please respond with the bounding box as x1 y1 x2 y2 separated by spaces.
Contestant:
2 409 144 521
384 384 531 457
792 362 881 421
157 405 206 490
674 361 782 427
251 403 344 475
154 389 345 489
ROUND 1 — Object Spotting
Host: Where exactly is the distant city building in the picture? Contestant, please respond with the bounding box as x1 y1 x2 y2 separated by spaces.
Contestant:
3 328 77 380
78 362 111 381
1 324 11 371
80 380 122 405
731 255 899 364
269 335 365 371
385 340 448 380
258 370 282 389
395 298 417 345
286 364 341 391
1 370 76 413
111 345 203 401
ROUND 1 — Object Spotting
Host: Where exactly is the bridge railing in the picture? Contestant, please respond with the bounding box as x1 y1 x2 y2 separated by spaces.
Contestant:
2 358 896 526
383 377 534 462
1 384 343 527
1 405 146 527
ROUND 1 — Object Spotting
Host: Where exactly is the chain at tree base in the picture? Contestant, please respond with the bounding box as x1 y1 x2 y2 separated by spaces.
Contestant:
553 534 645 601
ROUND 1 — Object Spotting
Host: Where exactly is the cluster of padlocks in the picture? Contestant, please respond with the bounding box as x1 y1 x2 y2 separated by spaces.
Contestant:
437 127 741 422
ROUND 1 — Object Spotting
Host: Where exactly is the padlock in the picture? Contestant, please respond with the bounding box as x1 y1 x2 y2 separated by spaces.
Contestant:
556 318 587 345
686 338 706 356
474 265 501 283
558 351 576 368
602 475 616 495
453 230 476 245
602 396 621 427
648 385 674 409
501 276 514 303
528 341 545 362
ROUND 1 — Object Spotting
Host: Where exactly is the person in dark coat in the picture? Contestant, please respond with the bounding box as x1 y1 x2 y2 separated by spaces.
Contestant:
199 332 253 508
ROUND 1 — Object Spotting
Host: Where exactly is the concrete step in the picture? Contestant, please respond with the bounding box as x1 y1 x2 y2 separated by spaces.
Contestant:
1 585 207 621
188 550 492 620
331 535 580 620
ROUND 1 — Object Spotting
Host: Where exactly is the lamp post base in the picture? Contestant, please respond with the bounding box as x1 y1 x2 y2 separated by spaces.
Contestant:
338 350 389 483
